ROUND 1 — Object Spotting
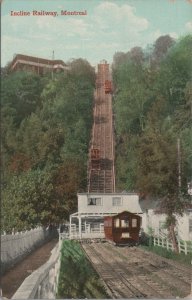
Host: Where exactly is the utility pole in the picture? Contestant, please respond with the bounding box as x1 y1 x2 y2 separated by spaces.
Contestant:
177 138 181 191
52 50 54 80
38 57 39 75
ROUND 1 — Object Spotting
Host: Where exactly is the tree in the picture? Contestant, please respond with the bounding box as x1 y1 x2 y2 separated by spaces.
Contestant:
130 47 144 65
113 35 191 251
152 35 175 66
69 58 96 85
1 72 44 126
2 58 95 232
112 52 127 69
2 170 54 232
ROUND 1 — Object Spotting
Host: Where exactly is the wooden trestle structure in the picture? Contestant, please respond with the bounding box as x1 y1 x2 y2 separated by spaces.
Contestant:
88 61 115 193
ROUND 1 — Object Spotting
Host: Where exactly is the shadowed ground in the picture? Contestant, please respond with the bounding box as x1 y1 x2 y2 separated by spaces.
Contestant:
2 238 58 299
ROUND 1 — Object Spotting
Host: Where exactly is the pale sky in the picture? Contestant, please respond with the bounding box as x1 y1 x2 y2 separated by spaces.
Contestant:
1 0 192 67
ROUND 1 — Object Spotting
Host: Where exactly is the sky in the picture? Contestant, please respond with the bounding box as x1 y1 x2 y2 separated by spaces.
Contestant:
1 0 192 67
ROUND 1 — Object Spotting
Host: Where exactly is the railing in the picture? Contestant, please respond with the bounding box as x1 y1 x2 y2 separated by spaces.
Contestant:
66 223 104 240
153 236 192 255
12 242 61 299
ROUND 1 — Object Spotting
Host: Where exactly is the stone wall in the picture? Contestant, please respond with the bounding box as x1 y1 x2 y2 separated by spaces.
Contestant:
1 227 54 274
11 242 61 299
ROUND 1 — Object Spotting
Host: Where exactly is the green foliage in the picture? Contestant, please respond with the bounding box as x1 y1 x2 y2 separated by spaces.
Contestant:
2 169 54 232
113 35 192 251
113 35 191 202
2 59 94 232
57 240 109 299
1 71 45 126
140 245 192 265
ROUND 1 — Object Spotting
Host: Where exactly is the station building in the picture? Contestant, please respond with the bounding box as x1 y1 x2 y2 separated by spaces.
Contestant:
69 192 142 239
8 54 69 75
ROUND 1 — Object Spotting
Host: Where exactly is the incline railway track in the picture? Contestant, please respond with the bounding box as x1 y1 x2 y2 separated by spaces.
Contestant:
82 242 191 299
88 61 115 193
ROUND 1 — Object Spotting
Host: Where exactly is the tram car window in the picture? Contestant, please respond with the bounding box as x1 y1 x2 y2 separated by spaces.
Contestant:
104 211 141 246
114 218 120 228
121 219 129 228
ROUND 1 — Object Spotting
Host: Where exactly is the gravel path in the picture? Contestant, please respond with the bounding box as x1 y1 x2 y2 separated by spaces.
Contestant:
1 238 58 299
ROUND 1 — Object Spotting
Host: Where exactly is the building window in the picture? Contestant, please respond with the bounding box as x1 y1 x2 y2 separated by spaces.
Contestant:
114 218 120 228
189 219 192 232
88 198 102 206
112 197 122 206
121 219 129 228
132 219 137 228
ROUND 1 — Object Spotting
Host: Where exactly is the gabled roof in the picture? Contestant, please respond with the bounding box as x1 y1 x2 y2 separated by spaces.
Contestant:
113 211 142 219
9 53 67 70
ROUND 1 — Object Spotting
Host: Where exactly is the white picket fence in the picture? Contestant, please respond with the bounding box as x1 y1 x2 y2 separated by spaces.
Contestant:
153 236 192 255
1 227 50 273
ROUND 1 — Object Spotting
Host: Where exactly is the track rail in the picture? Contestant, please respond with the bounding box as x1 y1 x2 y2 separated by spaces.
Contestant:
88 63 115 193
82 242 191 299
83 243 146 298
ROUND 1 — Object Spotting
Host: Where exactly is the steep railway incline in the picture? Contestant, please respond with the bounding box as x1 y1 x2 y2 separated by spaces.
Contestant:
88 61 115 193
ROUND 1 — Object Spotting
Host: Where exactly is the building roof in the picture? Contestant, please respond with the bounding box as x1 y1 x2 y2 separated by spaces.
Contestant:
9 53 67 71
110 211 142 219
77 192 139 196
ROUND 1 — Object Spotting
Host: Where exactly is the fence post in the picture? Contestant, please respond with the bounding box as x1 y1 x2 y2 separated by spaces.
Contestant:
171 241 174 251
178 240 181 253
166 239 169 250
184 241 187 255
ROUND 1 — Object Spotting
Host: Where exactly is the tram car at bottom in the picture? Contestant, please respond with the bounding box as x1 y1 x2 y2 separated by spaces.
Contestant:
104 211 141 246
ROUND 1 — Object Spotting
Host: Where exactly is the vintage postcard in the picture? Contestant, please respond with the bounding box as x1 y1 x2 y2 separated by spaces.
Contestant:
1 0 192 299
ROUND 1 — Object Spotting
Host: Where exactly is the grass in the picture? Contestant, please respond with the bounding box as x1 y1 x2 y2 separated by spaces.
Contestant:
140 244 192 265
57 240 110 299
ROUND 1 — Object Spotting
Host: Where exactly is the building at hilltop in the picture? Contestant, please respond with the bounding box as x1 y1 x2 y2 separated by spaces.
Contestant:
8 54 69 75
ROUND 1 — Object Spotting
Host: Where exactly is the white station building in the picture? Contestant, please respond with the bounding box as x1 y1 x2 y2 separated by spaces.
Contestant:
69 192 142 239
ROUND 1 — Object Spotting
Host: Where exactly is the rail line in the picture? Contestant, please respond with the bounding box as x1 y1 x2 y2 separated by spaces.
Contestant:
83 243 147 298
104 243 191 298
88 62 115 193
95 243 167 298
82 242 191 298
